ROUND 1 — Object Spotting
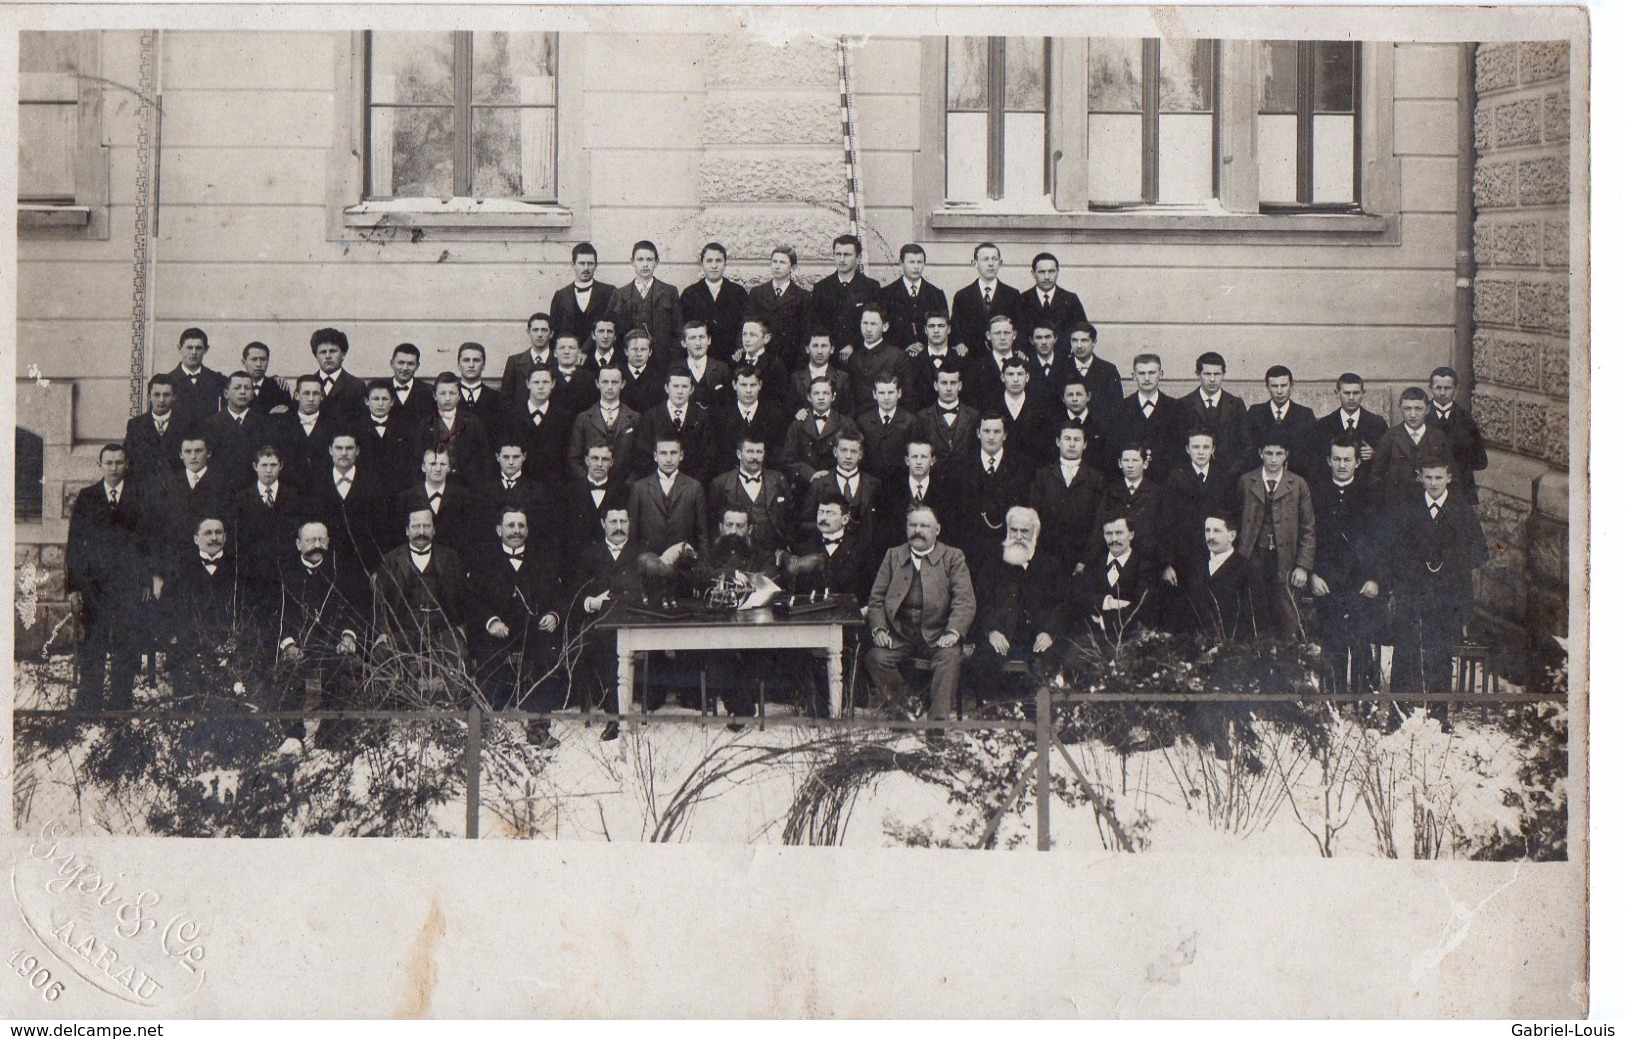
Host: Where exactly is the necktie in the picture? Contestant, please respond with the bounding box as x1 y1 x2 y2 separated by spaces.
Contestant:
154 418 168 435
464 388 476 404
1199 470 1207 485
1143 400 1154 417
909 283 918 298
1266 479 1277 497
1430 501 1441 519
775 284 784 299
1274 407 1286 422
1206 397 1216 412
913 483 925 501
1042 292 1051 308
1345 415 1355 431
672 412 685 432
503 479 516 491
983 286 993 305
262 489 274 507
108 488 120 506
1107 559 1121 587
881 413 891 426
428 492 442 513
840 476 854 499
337 474 351 497
235 414 246 427
985 457 996 475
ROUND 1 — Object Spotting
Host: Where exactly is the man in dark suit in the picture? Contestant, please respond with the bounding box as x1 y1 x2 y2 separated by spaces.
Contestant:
1013 253 1088 349
275 374 349 492
1309 436 1385 693
274 520 369 753
633 369 713 482
618 329 664 415
499 314 555 409
789 332 856 418
124 374 190 490
992 359 1058 468
905 310 957 412
66 445 155 709
961 314 1023 413
608 240 684 363
710 364 789 477
1092 444 1165 568
1181 351 1252 479
674 321 733 412
374 507 471 660
1157 429 1237 590
845 304 914 418
726 321 792 417
417 372 493 487
810 233 881 357
152 435 228 554
397 447 481 558
628 437 710 599
1245 365 1319 479
162 513 242 700
584 318 624 376
914 366 981 470
965 506 1069 700
454 342 506 431
1368 387 1454 508
307 432 390 574
202 371 279 492
548 334 599 420
480 440 553 555
571 501 642 726
789 493 872 598
1029 420 1106 573
1055 511 1163 648
232 445 308 631
709 435 794 553
1108 353 1189 482
386 342 436 423
877 439 960 551
1236 435 1317 639
242 341 294 415
549 242 615 354
469 507 566 745
799 432 880 552
949 242 1020 359
1023 321 1070 409
1314 371 1389 463
744 244 813 372
1180 512 1251 638
356 380 417 497
567 366 640 482
1426 366 1489 504
865 504 978 720
559 444 624 554
879 243 950 356
1057 375 1113 475
308 327 368 425
855 373 920 485
680 241 750 358
954 413 1034 579
166 327 228 432
1062 322 1124 413
781 376 859 492
508 367 573 481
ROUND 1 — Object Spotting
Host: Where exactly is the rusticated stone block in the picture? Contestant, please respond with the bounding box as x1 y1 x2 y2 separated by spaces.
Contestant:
1475 490 1530 561
1528 513 1568 584
1474 103 1494 151
1474 160 1517 209
1517 279 1569 333
1543 218 1569 269
1472 389 1516 447
703 94 841 146
1481 334 1543 390
1494 97 1541 147
1543 90 1570 142
1543 403 1569 467
1476 43 1518 93
40 543 65 567
1520 41 1569 84
1517 155 1569 206
15 545 40 567
1474 278 1516 326
704 35 837 88
698 156 847 206
1514 399 1549 457
1491 220 1541 266
691 206 856 262
1542 341 1569 396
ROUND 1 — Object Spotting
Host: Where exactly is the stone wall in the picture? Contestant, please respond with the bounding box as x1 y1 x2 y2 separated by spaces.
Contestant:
1471 41 1572 673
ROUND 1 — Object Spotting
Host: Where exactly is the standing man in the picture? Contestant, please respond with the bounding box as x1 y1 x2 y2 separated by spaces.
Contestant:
1158 429 1236 590
1109 353 1188 481
1368 387 1453 508
547 333 598 418
955 413 1034 577
276 374 347 491
618 328 665 414
865 505 977 720
549 242 615 355
710 363 787 476
1245 365 1318 478
308 432 390 574
1181 351 1251 479
1236 435 1317 638
877 439 959 549
994 359 1057 468
469 507 566 746
799 433 880 552
356 379 417 497
559 444 625 556
811 233 880 358
680 241 750 357
628 438 709 599
123 374 189 489
844 304 913 415
66 445 154 709
633 369 713 481
790 331 855 418
1023 321 1068 407
1062 321 1124 412
675 320 733 411
201 371 277 492
608 240 684 363
856 372 920 485
729 318 791 415
585 318 623 376
914 366 981 469
949 242 1019 359
499 314 556 408
508 367 572 480
906 311 957 412
708 435 794 553
962 314 1023 412
385 343 436 423
1309 435 1384 693
1425 366 1489 503
308 328 367 424
781 377 859 492
232 445 307 629
242 341 294 415
454 342 506 431
398 447 480 557
1029 420 1106 573
745 244 812 371
417 372 492 485
1014 253 1087 348
879 243 949 356
166 327 228 432
567 365 641 482
1314 371 1389 463
1057 376 1111 473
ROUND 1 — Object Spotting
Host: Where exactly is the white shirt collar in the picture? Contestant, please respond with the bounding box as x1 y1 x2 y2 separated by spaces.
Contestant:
1209 548 1234 573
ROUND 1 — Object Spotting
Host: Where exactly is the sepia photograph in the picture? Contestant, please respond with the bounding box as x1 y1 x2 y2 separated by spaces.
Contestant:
2 2 1592 1019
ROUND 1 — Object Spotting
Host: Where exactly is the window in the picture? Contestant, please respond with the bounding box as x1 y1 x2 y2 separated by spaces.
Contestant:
1257 41 1360 209
945 36 1050 202
365 31 558 201
17 31 107 235
1087 38 1217 206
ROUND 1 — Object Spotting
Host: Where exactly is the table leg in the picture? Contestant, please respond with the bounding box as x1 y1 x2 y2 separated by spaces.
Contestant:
826 627 844 718
617 636 635 717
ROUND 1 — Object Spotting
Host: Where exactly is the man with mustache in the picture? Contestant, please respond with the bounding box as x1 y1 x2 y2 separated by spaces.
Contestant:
275 521 368 754
865 504 977 721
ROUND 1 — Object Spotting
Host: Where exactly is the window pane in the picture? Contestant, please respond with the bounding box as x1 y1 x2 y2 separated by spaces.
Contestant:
1312 114 1356 202
1159 113 1213 202
370 32 453 104
472 107 522 197
947 37 989 111
1087 113 1141 202
374 106 453 197
1003 111 1047 199
1005 36 1047 112
20 31 79 75
1159 38 1213 113
519 107 557 199
1314 41 1356 112
1258 40 1299 114
1257 112 1298 203
18 103 76 200
1088 38 1142 113
945 111 988 200
473 31 556 105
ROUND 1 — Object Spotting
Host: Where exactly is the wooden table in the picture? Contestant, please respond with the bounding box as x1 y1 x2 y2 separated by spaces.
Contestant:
603 602 864 717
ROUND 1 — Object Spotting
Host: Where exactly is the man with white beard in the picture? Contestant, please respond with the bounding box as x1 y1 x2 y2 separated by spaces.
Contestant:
965 506 1066 705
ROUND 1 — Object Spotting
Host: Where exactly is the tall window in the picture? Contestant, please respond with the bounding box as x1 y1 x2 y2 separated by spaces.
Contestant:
1087 38 1218 207
1257 41 1360 208
19 31 83 203
365 31 558 201
945 36 1050 202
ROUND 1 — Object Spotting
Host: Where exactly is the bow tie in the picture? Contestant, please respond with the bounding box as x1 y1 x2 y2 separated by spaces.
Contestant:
504 549 525 559
823 536 844 545
410 547 432 558
200 554 222 564
740 474 761 485
940 406 958 415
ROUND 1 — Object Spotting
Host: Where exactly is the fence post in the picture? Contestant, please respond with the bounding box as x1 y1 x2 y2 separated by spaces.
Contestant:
465 704 482 839
1036 680 1051 852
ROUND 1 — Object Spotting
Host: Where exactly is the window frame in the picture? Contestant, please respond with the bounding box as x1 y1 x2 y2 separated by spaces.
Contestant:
329 30 584 242
1257 40 1364 212
17 30 110 239
945 36 1052 202
1083 37 1221 209
917 36 1396 241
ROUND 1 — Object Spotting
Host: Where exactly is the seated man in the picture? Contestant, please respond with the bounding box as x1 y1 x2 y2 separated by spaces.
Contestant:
162 513 241 703
693 508 785 719
275 521 369 754
468 507 565 747
965 506 1066 704
1053 513 1164 658
373 507 470 666
572 502 642 737
1179 512 1251 639
865 504 977 720
789 493 872 598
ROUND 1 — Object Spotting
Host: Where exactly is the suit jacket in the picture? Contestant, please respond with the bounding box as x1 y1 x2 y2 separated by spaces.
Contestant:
1245 400 1320 478
843 341 913 417
913 402 981 467
677 357 733 412
1029 462 1106 569
974 555 1069 643
950 279 1020 357
1368 424 1453 508
478 475 554 552
199 408 280 492
1392 489 1488 597
499 349 554 409
273 410 352 491
1025 354 1073 410
248 375 295 415
608 278 684 362
906 350 959 412
66 481 151 602
1182 389 1253 478
1426 403 1489 499
1158 464 1238 580
961 352 1020 413
710 400 789 474
166 364 228 431
876 472 962 550
233 481 309 586
633 404 714 481
791 531 872 598
680 278 750 358
123 411 190 486
790 366 857 417
1092 477 1165 565
953 451 1034 550
629 471 708 554
725 351 792 415
810 271 881 352
866 542 977 644
1182 550 1251 637
1061 354 1125 411
374 543 470 642
558 477 625 554
1109 392 1190 481
781 411 861 487
354 411 418 496
165 549 242 657
468 545 565 661
1314 406 1389 463
387 377 437 424
416 409 493 486
569 539 643 609
312 369 369 425
1309 475 1381 592
745 280 812 370
153 467 230 552
800 469 881 549
708 468 794 551
505 400 574 480
1013 286 1088 347
855 408 921 483
567 403 641 481
997 394 1060 468
307 465 393 573
278 555 369 655
396 482 481 557
457 382 507 433
620 365 665 415
1057 547 1161 636
548 281 615 353
1055 407 1113 473
549 367 600 423
1236 469 1317 580
879 277 950 351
